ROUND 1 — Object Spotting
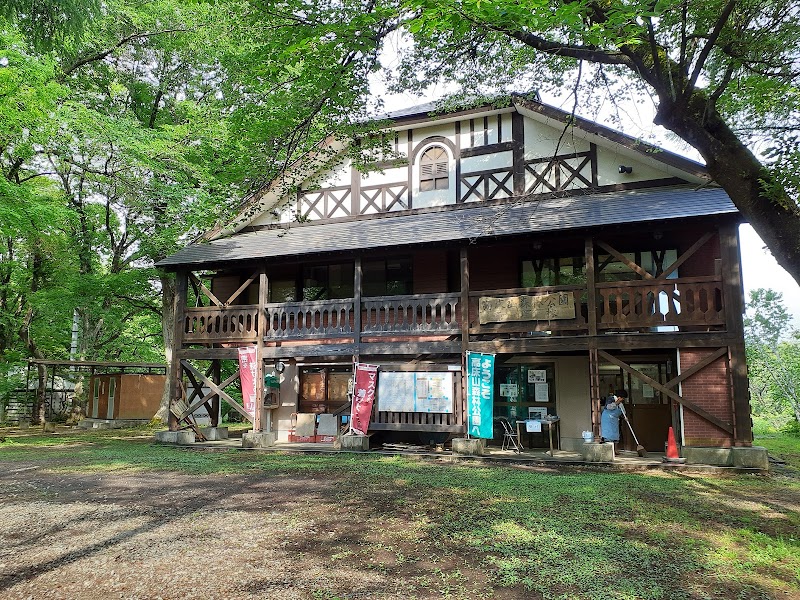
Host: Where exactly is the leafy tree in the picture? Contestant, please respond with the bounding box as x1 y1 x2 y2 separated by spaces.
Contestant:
744 289 800 428
1 0 399 420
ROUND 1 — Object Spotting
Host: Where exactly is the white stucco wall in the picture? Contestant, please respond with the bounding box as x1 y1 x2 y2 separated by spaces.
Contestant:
554 356 592 451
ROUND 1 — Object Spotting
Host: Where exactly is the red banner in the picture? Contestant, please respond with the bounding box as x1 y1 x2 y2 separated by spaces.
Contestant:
351 363 378 436
238 346 257 418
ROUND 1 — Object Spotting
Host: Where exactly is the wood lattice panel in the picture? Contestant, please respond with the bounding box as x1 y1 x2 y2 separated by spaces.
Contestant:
298 188 352 220
459 168 514 203
524 150 595 195
359 183 409 214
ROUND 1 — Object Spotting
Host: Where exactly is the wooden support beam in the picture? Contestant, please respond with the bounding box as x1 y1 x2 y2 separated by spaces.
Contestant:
180 360 252 422
663 347 728 390
354 257 362 357
659 232 714 280
719 224 752 444
189 273 223 307
225 271 259 306
179 370 241 421
511 112 525 195
211 360 221 427
589 348 601 440
168 270 188 431
596 240 653 280
585 237 597 337
598 350 733 434
254 269 268 432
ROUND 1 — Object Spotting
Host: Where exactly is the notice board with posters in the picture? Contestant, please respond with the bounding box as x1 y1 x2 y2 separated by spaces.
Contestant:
377 372 454 413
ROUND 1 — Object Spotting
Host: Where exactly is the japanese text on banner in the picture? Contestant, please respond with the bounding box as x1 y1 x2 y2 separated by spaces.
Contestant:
237 346 257 418
351 363 378 436
466 351 494 439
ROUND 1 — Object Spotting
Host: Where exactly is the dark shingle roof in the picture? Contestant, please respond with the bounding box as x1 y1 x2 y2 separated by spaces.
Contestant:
157 186 737 269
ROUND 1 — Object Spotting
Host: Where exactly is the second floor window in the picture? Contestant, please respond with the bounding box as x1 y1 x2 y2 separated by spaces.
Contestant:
420 146 449 191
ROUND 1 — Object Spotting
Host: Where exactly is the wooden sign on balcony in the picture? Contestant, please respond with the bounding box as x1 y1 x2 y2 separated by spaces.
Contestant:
479 292 576 324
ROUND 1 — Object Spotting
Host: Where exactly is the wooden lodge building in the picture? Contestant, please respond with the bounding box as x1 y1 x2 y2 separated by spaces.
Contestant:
157 95 752 453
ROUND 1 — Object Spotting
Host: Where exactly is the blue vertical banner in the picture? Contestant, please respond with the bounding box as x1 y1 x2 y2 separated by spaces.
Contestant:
466 351 495 438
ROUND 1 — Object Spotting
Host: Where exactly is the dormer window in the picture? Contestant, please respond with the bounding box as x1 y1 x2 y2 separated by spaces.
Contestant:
420 146 449 191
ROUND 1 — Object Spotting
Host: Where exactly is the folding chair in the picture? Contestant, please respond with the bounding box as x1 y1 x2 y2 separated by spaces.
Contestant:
498 417 522 453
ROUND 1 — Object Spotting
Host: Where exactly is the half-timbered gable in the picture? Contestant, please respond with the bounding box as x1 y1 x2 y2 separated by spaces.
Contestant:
159 95 753 458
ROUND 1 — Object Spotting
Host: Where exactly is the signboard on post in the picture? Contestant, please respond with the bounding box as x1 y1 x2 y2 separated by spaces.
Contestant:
351 363 378 436
237 346 257 419
466 351 495 439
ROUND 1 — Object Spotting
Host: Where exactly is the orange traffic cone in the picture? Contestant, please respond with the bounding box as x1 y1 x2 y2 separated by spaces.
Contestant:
663 426 686 464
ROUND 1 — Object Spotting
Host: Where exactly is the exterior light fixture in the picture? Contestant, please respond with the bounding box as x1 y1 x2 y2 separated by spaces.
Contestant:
274 360 286 374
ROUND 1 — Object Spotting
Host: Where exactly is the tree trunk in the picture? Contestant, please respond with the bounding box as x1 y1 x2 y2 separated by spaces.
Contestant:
154 272 176 423
653 94 800 285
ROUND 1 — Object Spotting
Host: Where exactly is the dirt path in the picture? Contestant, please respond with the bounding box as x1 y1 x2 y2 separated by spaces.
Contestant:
0 462 506 600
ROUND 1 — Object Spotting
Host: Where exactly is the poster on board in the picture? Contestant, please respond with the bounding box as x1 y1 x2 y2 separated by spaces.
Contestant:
528 369 547 384
534 383 549 402
377 372 454 413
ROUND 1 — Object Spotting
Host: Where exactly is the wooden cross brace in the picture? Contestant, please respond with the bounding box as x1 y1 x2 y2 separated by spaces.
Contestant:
597 348 733 435
179 360 253 423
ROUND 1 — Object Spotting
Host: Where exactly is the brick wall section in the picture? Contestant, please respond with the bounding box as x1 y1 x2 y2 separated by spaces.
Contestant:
680 348 734 447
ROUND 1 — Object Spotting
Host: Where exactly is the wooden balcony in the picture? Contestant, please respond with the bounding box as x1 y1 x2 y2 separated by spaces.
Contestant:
362 293 460 336
181 277 726 346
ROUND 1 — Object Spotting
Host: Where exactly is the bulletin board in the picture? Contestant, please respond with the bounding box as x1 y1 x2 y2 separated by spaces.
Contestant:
377 372 454 413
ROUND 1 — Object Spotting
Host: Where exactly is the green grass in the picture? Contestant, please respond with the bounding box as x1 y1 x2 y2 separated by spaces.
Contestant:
2 427 800 599
757 432 800 471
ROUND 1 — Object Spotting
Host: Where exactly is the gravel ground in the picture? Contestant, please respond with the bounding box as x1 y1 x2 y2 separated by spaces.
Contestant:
0 462 502 600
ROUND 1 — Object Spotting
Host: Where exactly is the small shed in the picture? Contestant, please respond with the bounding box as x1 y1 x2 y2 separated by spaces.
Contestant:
89 373 166 421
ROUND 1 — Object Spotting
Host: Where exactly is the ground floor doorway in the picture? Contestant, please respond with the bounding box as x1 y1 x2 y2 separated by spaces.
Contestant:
599 355 675 452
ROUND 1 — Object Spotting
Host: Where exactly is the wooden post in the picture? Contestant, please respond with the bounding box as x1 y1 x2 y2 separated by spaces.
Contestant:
460 247 470 428
168 269 188 431
585 237 601 440
211 359 221 427
719 224 752 445
585 237 597 337
354 256 362 359
512 112 525 196
254 269 268 432
589 348 601 440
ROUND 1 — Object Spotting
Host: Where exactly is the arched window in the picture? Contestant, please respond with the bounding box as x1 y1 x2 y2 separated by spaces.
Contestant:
419 146 449 191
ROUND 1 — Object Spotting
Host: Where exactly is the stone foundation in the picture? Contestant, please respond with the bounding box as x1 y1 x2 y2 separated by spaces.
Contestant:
684 447 732 466
199 427 228 441
581 442 614 462
451 438 486 456
340 435 370 451
241 432 276 448
731 447 769 470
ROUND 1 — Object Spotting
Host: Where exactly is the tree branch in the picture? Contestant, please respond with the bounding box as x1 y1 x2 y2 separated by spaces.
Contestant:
62 28 190 76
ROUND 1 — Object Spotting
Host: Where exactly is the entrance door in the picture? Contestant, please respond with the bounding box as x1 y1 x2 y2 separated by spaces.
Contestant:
599 359 674 452
92 377 100 418
107 377 117 419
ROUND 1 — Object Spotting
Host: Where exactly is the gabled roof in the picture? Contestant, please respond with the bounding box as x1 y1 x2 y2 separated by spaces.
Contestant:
203 95 712 242
156 185 737 270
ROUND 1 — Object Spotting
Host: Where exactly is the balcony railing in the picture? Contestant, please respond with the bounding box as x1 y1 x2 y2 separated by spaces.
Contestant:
596 276 724 329
362 293 460 336
180 277 725 344
184 305 259 343
264 299 354 339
